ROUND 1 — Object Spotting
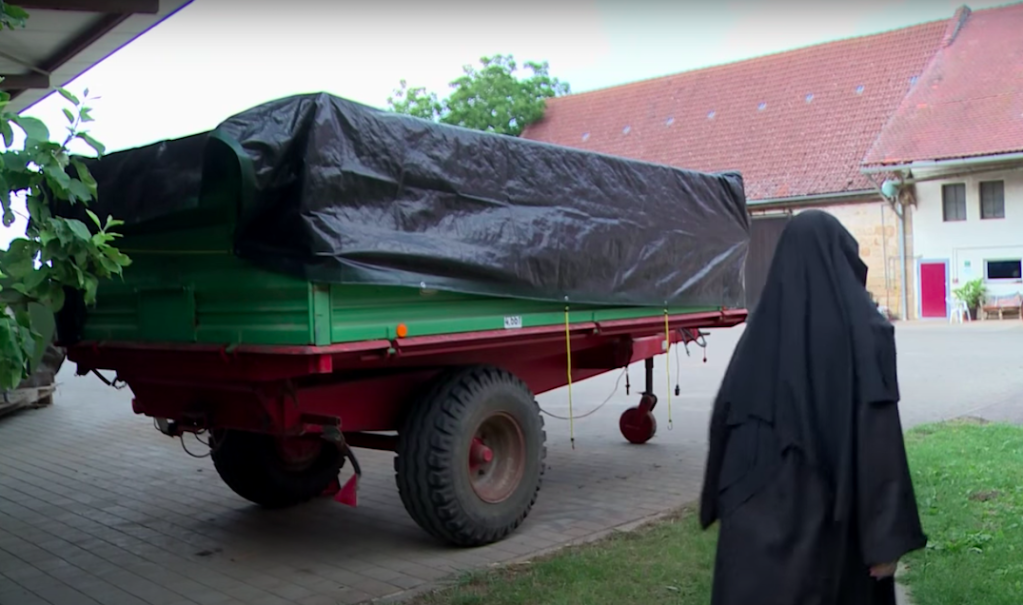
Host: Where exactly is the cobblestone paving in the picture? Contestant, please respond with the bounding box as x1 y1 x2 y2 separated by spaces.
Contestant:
1 321 1021 604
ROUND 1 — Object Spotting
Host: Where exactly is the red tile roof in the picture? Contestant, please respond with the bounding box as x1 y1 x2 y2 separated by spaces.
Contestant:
522 19 949 201
863 4 1023 166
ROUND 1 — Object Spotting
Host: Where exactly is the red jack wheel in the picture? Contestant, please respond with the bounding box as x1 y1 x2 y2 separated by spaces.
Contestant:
619 407 658 444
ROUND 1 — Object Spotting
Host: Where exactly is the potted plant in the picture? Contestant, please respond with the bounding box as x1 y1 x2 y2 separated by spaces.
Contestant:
952 278 986 320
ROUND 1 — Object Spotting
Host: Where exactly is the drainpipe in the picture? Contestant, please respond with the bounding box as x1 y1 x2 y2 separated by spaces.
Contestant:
897 200 909 321
879 203 890 312
868 174 910 320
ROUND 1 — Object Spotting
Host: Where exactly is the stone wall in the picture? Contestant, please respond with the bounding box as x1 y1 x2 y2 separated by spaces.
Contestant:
750 198 914 319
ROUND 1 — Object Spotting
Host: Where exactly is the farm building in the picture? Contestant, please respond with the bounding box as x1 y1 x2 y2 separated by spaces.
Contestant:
523 2 1023 320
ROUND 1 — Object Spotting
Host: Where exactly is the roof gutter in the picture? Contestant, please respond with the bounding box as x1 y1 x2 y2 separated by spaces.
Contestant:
882 164 1023 190
746 189 875 208
860 150 1023 174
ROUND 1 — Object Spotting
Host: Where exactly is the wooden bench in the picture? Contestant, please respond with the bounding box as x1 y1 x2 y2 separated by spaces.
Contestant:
980 293 1023 320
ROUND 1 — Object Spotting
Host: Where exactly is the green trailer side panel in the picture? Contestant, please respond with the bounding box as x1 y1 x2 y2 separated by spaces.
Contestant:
326 286 715 343
83 228 716 346
82 252 317 346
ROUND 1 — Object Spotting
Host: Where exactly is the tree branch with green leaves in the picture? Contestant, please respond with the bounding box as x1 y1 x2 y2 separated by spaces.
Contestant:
0 5 131 391
388 54 570 137
0 0 28 30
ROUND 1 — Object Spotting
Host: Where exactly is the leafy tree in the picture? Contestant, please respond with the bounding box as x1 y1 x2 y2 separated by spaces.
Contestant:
0 5 130 391
388 54 570 137
0 0 27 30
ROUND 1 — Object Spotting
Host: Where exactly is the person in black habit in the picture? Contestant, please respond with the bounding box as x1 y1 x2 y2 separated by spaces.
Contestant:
699 210 927 605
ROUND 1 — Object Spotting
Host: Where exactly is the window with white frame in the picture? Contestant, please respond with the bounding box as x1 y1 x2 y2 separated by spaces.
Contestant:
942 183 967 221
980 180 1005 219
985 259 1022 281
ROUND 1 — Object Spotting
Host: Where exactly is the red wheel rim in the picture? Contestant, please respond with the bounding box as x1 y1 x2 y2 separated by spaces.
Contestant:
468 412 526 504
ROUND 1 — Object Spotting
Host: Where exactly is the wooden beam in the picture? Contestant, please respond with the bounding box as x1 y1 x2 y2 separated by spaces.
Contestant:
12 0 159 14
0 73 50 90
7 12 128 102
42 13 127 72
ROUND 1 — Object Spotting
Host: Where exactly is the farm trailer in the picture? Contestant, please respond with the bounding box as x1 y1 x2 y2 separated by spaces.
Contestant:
57 93 751 547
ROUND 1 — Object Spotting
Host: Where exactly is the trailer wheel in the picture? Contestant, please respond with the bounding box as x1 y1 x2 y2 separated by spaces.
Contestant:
211 430 343 509
395 365 546 547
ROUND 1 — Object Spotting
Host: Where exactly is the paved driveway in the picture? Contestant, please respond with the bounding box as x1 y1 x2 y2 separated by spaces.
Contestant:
1 321 1021 605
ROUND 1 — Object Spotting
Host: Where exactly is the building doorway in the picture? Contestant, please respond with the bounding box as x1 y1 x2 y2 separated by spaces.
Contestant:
745 214 791 311
918 260 949 319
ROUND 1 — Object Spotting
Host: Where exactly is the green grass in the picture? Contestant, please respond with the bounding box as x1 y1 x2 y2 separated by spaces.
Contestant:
411 420 1023 605
412 510 717 605
902 419 1023 605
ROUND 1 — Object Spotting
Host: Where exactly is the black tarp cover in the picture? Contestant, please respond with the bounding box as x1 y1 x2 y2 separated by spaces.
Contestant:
74 93 751 308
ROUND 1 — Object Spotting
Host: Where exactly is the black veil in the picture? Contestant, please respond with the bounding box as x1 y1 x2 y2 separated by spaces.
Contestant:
701 209 901 526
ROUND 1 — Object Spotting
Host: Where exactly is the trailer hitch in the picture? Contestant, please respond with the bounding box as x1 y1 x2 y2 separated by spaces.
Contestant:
321 424 362 508
91 369 127 390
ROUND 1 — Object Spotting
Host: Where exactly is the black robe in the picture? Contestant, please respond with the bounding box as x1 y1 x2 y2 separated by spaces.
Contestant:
699 210 927 605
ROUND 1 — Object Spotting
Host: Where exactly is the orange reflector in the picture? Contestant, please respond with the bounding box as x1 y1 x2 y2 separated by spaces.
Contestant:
396 323 409 338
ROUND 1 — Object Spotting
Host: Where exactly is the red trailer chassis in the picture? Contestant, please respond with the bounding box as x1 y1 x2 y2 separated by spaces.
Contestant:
67 309 746 546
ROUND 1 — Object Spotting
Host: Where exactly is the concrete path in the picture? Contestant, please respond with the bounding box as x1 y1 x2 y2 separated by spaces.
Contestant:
0 321 1020 604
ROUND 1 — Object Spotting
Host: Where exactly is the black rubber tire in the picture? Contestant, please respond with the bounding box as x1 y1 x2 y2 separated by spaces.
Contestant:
211 430 343 509
395 365 546 547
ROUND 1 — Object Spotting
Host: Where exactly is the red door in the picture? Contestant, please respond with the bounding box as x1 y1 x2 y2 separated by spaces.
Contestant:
919 262 948 318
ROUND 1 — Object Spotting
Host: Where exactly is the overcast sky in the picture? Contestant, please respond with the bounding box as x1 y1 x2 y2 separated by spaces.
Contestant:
1 0 1013 246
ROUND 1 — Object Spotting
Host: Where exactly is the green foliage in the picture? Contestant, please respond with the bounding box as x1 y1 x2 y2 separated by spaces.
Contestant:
387 80 443 122
952 277 986 310
411 508 716 605
0 66 129 388
0 0 28 30
903 420 1023 605
388 54 570 137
